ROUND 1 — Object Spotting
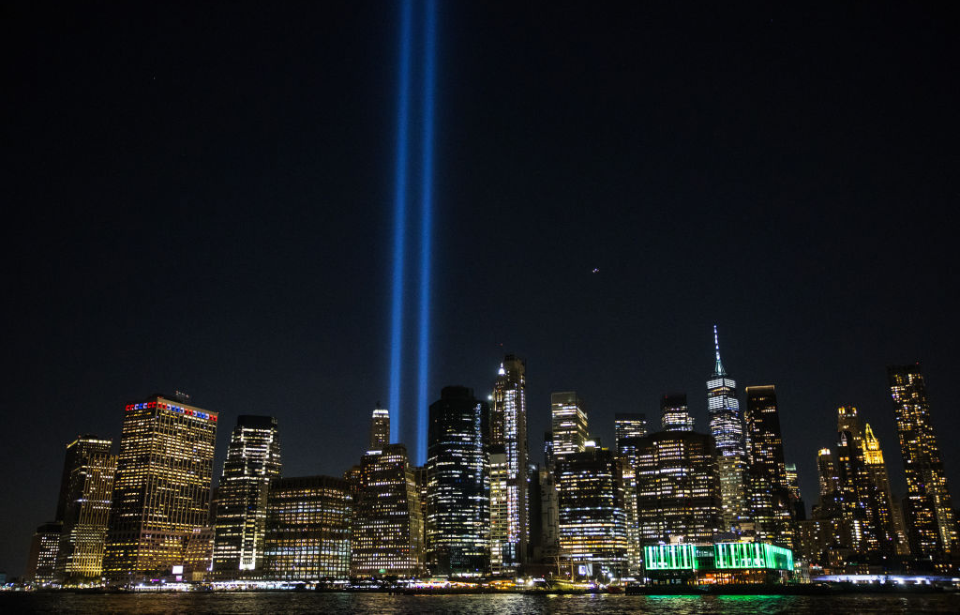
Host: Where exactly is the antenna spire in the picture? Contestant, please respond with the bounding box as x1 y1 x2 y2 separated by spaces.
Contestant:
713 325 726 376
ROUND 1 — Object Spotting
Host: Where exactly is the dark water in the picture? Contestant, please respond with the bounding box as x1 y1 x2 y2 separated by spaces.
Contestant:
1 592 958 614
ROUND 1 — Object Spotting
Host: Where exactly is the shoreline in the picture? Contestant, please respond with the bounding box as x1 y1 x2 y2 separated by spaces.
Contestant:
9 584 948 597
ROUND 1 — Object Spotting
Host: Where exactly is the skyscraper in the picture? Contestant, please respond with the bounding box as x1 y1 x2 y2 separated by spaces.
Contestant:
551 392 588 467
707 327 747 531
743 386 787 489
613 413 649 577
55 435 116 583
816 448 840 502
614 413 648 456
660 394 694 432
887 364 958 558
555 445 629 580
102 395 218 581
863 423 910 556
744 386 794 547
835 406 872 553
784 463 805 521
634 430 723 545
369 406 390 451
488 355 529 572
351 442 423 578
263 475 353 580
211 415 282 576
25 522 62 584
425 386 489 576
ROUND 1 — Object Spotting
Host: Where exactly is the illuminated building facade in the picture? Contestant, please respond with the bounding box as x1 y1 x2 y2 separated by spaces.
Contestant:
425 386 488 576
614 414 648 577
634 430 722 545
863 423 910 555
617 455 642 576
351 443 423 578
661 394 694 432
211 415 282 576
182 526 214 580
102 395 218 580
743 386 794 547
55 435 116 582
744 387 787 489
263 475 353 580
614 413 648 455
25 522 62 584
785 463 805 521
707 327 747 531
369 406 390 451
887 364 958 558
556 445 629 579
835 405 883 554
644 542 793 585
817 448 840 502
487 448 509 575
744 467 777 545
551 392 588 467
796 517 857 574
489 355 529 572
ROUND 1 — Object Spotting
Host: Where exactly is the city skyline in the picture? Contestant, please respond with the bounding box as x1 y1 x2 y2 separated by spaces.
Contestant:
4 1 959 578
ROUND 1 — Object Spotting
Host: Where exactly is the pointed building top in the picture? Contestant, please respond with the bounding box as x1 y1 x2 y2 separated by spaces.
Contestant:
498 362 506 376
713 325 726 376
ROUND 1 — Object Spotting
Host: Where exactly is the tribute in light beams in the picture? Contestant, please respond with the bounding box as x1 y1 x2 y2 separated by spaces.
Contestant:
387 0 413 446
387 0 437 465
415 0 437 467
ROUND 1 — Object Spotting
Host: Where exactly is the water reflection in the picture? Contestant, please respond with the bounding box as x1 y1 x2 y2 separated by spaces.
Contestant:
0 592 956 615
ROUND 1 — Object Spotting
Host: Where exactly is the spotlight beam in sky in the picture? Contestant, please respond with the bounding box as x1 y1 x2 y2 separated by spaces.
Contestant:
388 0 413 445
416 0 437 466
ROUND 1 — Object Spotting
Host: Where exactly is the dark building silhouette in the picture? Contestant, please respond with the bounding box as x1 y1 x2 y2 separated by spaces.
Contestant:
425 386 489 577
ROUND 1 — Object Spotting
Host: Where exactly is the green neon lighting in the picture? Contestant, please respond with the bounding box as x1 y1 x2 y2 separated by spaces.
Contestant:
714 542 793 571
644 544 697 570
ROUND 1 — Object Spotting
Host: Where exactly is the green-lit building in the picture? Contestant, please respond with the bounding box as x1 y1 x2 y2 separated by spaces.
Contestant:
644 542 794 585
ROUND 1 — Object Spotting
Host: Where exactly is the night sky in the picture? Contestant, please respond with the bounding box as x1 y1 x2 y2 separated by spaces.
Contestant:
3 2 959 576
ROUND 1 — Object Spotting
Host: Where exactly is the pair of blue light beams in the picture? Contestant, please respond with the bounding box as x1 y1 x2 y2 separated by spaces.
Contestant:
388 0 436 465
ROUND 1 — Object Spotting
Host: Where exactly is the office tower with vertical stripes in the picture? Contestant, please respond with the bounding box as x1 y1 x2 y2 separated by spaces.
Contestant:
488 355 529 572
211 415 282 576
55 435 116 582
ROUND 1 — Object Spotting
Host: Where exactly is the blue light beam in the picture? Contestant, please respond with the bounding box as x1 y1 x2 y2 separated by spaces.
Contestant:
415 0 437 466
388 0 414 445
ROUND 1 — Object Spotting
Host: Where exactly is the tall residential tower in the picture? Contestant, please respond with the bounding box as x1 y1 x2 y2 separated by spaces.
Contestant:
887 364 957 558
